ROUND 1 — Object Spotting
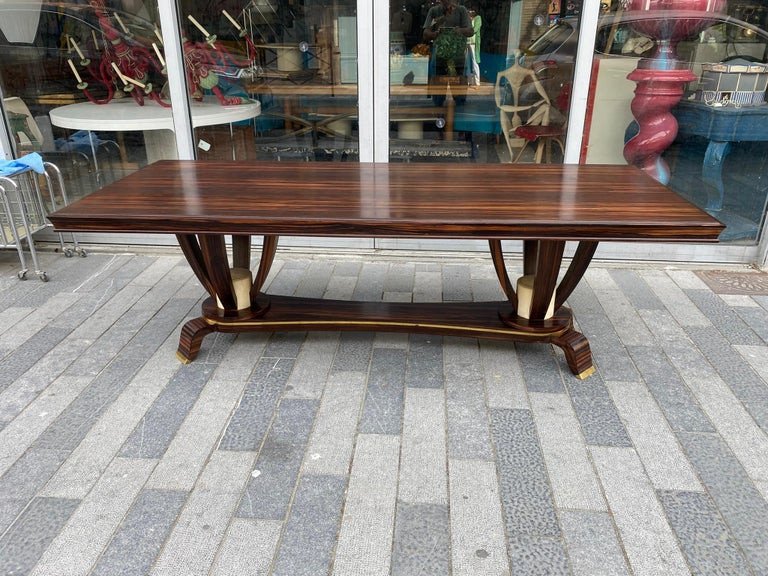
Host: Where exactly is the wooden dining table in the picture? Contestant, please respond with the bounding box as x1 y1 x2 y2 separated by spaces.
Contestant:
47 160 723 378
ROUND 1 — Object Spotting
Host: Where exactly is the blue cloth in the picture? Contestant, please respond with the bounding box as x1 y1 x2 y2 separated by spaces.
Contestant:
0 152 45 177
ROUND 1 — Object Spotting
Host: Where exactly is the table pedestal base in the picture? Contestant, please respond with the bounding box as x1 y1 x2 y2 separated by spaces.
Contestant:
174 233 599 378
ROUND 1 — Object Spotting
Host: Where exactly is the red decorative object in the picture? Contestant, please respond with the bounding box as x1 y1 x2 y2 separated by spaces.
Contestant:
74 1 256 107
622 0 727 183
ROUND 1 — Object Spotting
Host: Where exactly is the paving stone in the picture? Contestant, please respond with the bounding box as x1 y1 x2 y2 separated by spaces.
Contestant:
392 502 450 576
560 510 630 576
735 344 768 385
448 459 510 575
658 490 752 576
471 277 505 301
284 332 339 399
684 289 763 346
30 458 155 576
490 409 560 537
637 308 693 347
442 264 472 301
639 270 711 327
677 431 768 574
262 332 306 359
40 334 181 499
572 313 640 382
0 292 80 354
608 269 664 310
564 371 632 447
480 340 527 409
302 372 366 476
120 363 214 459
529 392 605 510
333 434 400 576
219 358 294 452
210 519 282 576
237 399 318 519
146 337 263 491
593 286 656 347
685 326 768 432
0 327 72 395
151 451 254 576
0 375 92 477
627 346 715 433
445 340 493 459
359 347 406 435
413 270 443 303
271 475 346 576
266 263 307 296
516 343 565 393
352 262 388 301
332 331 374 372
91 489 187 576
507 534 571 576
405 334 444 389
590 447 690 576
384 262 415 293
731 303 768 343
605 380 702 491
676 370 768 487
0 497 80 576
294 260 334 298
399 388 448 504
35 296 199 452
0 339 92 430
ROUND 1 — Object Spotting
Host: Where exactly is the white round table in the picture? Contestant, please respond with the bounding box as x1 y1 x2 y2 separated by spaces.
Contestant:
50 96 261 163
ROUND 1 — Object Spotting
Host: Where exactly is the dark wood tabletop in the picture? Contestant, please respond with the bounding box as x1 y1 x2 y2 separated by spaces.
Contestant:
48 160 724 242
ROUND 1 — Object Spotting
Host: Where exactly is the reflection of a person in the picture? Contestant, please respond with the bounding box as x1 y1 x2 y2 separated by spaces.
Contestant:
423 0 473 104
467 4 481 86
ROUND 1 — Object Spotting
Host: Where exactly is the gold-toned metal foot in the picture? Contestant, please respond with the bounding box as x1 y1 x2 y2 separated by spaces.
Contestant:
576 366 596 380
176 351 192 364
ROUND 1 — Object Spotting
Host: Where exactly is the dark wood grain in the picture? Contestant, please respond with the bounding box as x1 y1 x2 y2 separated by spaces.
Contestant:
48 161 724 242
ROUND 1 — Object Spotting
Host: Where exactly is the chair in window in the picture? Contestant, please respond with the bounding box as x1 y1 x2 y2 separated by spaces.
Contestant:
494 55 554 163
513 82 571 164
3 97 121 187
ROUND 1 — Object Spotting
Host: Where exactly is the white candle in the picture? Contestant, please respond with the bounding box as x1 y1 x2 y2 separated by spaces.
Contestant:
71 38 85 60
67 58 83 83
92 30 99 50
188 14 211 37
114 13 129 34
154 27 164 45
222 9 242 31
111 62 128 84
122 74 145 89
152 42 166 67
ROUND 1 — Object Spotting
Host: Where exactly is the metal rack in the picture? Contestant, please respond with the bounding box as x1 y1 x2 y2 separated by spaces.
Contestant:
0 161 86 281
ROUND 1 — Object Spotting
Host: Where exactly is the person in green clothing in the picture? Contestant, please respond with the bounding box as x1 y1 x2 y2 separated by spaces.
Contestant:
467 4 482 86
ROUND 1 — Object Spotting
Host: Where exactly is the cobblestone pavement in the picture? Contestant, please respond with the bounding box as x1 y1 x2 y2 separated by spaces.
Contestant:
0 249 767 576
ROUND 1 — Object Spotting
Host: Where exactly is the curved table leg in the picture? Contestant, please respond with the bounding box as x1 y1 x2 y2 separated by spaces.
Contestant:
488 239 517 308
552 328 595 379
555 241 598 310
251 235 279 297
176 317 215 363
530 241 564 320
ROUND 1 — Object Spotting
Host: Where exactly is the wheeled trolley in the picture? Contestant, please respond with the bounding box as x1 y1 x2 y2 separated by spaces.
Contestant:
0 160 86 281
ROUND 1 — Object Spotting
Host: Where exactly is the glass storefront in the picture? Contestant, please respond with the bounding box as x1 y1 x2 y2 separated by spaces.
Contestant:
1 0 767 265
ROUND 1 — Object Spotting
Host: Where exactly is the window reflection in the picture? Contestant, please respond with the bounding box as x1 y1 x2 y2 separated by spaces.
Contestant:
388 0 577 164
583 0 768 243
179 0 359 162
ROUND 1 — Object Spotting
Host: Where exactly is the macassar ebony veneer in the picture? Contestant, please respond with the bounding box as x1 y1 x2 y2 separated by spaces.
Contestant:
48 160 723 379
